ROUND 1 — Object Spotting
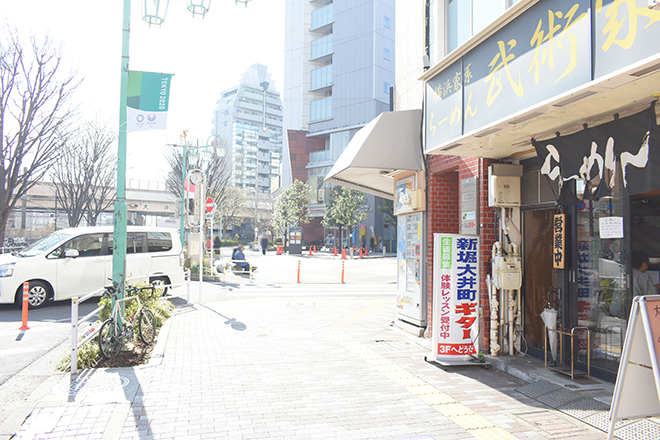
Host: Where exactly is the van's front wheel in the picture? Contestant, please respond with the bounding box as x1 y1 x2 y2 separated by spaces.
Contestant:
15 281 50 309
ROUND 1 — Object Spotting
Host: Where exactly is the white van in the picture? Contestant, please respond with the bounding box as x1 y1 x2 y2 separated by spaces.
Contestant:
0 226 184 308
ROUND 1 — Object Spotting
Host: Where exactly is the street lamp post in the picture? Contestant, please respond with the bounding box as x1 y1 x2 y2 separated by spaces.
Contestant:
114 0 232 304
170 134 223 248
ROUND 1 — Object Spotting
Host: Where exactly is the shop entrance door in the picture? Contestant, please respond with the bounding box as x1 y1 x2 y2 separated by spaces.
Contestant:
573 193 629 381
523 208 561 358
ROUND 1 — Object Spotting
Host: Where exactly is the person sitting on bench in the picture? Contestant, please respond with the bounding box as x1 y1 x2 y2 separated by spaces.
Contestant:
233 245 257 272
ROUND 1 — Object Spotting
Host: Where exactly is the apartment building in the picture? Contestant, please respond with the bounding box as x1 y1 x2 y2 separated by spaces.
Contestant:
283 0 396 248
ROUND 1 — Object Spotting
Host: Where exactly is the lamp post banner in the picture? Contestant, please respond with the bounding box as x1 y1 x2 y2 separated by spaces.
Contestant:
126 71 173 132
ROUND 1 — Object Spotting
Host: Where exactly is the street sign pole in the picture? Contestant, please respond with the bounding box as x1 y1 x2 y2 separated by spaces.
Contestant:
203 197 214 287
210 210 214 274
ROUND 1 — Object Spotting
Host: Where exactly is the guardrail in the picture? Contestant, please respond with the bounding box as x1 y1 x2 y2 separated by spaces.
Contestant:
70 271 191 375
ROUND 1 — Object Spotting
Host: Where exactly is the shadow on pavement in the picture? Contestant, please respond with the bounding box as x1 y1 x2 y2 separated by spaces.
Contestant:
199 304 247 331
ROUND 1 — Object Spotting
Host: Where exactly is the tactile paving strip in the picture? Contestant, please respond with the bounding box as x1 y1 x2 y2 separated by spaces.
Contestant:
328 304 520 440
613 419 660 440
537 388 583 408
583 411 633 432
516 381 561 398
559 397 610 419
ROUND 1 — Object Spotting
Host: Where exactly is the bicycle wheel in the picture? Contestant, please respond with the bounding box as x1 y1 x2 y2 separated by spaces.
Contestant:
98 319 122 359
138 308 156 345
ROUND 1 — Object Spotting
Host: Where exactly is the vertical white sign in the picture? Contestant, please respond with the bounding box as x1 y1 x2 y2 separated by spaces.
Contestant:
432 234 480 362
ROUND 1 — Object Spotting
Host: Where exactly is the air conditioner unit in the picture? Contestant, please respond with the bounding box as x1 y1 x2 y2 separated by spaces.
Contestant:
488 164 522 207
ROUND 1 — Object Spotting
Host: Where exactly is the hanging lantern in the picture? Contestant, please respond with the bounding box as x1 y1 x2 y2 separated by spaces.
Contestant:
187 0 212 17
142 0 170 25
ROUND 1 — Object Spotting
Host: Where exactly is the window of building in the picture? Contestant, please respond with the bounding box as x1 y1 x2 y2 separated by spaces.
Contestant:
311 65 332 90
384 48 390 61
384 15 391 28
310 97 332 122
384 82 390 94
447 0 519 53
311 34 333 59
311 3 333 29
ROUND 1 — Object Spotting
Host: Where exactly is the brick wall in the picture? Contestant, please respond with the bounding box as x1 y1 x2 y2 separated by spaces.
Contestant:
287 130 326 245
425 155 496 351
287 130 325 183
303 217 324 246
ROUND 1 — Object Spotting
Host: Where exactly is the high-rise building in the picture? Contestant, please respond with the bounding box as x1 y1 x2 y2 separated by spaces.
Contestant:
213 64 283 194
283 0 395 247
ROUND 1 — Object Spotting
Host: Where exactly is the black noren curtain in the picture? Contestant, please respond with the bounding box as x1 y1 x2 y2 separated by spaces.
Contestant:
533 103 658 204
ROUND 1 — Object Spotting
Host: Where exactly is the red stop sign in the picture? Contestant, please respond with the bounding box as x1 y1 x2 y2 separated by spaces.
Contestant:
206 197 214 213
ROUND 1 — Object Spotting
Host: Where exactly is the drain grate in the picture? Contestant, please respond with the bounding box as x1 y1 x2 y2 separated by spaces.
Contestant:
517 381 561 398
559 397 610 419
537 388 583 408
613 419 660 440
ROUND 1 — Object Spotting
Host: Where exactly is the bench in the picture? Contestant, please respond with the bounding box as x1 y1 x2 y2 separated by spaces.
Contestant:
217 259 254 281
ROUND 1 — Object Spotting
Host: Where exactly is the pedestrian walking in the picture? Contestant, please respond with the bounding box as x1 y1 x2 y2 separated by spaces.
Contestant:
260 236 269 255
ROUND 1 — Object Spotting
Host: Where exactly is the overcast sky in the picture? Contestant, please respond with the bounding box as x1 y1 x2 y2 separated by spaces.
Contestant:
1 0 285 182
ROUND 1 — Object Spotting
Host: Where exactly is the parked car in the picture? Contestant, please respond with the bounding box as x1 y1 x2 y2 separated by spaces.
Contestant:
0 226 185 308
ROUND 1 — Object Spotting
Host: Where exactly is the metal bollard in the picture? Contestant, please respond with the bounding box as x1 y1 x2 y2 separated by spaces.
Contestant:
186 270 191 305
19 282 30 330
71 297 79 375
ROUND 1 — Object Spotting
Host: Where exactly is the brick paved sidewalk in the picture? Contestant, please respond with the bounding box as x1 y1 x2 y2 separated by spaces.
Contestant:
6 283 619 440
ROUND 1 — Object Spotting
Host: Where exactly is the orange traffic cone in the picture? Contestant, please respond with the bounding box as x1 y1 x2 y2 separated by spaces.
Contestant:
365 246 369 256
341 249 347 260
276 246 281 255
308 246 313 256
359 247 364 258
333 246 337 256
313 245 317 253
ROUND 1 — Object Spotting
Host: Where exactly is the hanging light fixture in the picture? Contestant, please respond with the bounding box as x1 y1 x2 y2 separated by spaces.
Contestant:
235 0 253 6
142 0 170 26
187 0 212 17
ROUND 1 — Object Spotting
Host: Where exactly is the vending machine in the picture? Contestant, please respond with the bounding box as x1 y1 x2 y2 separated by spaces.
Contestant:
396 212 427 327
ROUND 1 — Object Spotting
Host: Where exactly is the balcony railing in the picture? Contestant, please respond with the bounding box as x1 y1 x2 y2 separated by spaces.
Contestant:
309 149 332 163
311 4 332 30
311 34 332 60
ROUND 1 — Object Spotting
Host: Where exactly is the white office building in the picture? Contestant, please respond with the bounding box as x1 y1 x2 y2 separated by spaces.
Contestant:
213 64 283 193
283 0 396 247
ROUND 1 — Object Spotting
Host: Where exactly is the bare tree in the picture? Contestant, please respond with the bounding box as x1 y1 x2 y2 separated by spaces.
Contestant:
215 186 244 239
165 142 241 236
53 120 116 227
0 30 78 243
84 123 116 226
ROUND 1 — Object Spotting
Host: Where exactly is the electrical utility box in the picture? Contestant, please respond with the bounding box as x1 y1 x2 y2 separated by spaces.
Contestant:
488 163 523 207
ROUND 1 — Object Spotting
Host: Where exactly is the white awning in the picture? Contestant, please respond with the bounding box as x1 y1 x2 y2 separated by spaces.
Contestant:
325 110 423 200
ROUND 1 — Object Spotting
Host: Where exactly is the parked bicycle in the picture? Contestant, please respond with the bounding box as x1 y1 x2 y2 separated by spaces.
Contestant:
98 282 157 359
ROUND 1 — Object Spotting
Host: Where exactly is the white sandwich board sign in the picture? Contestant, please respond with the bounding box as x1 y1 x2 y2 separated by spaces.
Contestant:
608 295 660 440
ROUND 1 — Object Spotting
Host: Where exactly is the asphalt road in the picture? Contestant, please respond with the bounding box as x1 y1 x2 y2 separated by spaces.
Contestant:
0 300 101 385
0 249 397 419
